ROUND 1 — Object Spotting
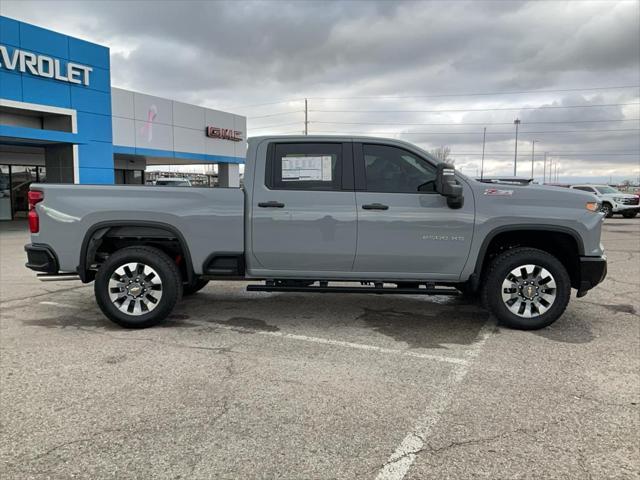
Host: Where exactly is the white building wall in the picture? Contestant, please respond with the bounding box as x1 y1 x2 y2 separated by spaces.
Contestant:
111 87 246 163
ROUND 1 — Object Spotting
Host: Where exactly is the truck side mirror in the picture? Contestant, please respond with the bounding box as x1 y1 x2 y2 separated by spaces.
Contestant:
435 163 464 209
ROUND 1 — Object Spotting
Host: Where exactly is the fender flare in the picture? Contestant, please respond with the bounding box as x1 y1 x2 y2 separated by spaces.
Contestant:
78 220 195 283
472 224 585 281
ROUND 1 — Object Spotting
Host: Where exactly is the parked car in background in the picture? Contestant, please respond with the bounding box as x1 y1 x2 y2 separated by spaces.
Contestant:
570 184 639 218
154 177 192 187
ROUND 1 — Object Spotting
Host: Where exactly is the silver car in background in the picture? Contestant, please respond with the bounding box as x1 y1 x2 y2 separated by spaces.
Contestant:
570 184 639 218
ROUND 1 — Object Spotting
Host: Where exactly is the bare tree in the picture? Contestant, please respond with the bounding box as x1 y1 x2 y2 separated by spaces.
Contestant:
429 146 453 164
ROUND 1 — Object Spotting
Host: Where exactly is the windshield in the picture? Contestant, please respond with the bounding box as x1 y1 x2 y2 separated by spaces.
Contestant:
596 186 619 194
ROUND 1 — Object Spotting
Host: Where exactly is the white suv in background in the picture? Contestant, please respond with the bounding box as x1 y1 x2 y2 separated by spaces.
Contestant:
570 185 639 218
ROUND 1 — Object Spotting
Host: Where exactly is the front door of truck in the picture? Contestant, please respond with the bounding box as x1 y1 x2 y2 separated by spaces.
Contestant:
250 141 357 274
352 142 474 279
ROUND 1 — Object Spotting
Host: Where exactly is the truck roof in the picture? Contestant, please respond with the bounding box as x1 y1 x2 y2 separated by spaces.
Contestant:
247 135 442 162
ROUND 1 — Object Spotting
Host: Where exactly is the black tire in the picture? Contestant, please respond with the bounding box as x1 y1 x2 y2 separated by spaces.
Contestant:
622 211 637 218
183 278 209 296
601 203 614 218
481 247 571 330
95 246 182 328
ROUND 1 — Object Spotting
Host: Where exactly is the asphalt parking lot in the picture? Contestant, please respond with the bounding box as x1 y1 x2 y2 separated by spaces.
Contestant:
1 218 638 479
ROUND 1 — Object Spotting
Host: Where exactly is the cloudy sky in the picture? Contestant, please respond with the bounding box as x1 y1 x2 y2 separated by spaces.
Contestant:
3 0 639 182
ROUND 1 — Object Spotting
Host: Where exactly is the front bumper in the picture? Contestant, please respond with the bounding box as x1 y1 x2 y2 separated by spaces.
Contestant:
612 203 640 213
576 255 607 297
24 244 59 273
615 206 639 215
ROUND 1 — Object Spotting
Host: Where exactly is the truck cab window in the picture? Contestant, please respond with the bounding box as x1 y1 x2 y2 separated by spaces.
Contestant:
268 143 343 191
363 144 436 193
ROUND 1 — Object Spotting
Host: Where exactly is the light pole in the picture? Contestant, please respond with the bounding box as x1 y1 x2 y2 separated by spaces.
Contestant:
543 152 548 184
513 119 520 176
530 139 537 180
480 127 486 180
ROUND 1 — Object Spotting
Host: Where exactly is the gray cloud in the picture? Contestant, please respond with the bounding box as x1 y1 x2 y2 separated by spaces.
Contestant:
2 0 639 181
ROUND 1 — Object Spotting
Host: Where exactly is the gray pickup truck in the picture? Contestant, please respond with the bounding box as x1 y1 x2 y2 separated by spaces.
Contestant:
25 136 607 330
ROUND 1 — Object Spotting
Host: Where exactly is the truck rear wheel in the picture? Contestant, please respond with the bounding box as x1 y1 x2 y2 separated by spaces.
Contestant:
482 247 570 330
95 246 182 328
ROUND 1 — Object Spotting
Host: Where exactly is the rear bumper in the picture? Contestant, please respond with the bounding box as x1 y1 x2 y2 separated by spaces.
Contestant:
576 255 607 297
24 244 59 273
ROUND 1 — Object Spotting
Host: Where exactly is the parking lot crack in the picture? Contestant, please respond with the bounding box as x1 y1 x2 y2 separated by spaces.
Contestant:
370 424 546 476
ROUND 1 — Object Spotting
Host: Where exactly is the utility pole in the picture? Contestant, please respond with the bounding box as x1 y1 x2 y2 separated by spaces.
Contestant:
480 127 486 180
543 152 548 184
513 119 520 176
530 139 537 180
304 98 308 136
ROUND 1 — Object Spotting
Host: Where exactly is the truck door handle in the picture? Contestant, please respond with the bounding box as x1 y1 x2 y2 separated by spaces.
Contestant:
362 203 389 210
258 201 285 208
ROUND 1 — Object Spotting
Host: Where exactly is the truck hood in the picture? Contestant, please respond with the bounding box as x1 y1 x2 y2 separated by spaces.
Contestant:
470 179 599 210
598 192 638 199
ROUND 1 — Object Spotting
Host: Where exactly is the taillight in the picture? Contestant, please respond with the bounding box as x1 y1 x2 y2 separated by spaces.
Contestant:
28 190 44 233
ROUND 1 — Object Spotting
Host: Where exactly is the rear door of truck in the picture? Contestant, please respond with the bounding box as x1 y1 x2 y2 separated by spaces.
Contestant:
250 141 357 272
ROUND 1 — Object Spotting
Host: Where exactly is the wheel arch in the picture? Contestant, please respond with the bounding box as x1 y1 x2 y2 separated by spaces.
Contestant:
78 220 195 284
473 225 584 290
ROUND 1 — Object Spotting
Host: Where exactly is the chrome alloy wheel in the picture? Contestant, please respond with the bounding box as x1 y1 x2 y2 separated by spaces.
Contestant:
108 262 163 316
501 264 557 318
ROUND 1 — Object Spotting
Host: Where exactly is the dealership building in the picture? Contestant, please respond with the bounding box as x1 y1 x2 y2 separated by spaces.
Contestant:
0 16 246 220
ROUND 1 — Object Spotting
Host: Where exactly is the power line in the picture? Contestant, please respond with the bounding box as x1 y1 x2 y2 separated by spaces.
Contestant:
311 128 640 135
225 99 304 110
309 103 639 114
308 85 640 100
248 110 304 119
247 121 304 130
220 85 640 110
310 118 640 126
448 152 639 156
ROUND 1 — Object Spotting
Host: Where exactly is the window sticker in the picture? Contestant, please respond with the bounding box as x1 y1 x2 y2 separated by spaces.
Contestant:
281 156 333 181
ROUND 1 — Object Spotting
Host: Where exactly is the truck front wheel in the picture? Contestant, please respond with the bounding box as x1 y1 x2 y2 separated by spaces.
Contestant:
482 247 571 330
95 246 183 328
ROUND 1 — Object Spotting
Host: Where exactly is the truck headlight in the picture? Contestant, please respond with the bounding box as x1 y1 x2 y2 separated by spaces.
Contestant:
586 201 600 212
613 197 624 202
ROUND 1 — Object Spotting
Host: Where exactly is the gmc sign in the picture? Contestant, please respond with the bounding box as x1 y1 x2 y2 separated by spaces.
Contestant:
206 126 242 142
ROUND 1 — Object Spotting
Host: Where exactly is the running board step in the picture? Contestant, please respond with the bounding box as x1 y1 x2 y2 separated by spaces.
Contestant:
246 284 459 295
36 273 81 282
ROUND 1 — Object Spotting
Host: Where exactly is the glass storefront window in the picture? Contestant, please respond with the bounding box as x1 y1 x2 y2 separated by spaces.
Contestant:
0 165 10 220
125 169 143 184
11 166 37 218
115 169 144 185
114 169 126 184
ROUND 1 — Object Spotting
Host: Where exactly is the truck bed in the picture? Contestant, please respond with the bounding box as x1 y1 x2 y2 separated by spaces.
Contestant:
31 184 245 275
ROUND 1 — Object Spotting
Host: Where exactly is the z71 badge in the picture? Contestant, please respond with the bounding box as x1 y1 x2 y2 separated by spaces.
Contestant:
484 188 514 196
